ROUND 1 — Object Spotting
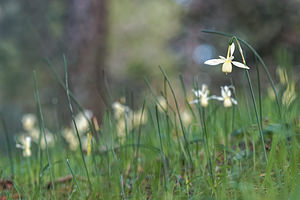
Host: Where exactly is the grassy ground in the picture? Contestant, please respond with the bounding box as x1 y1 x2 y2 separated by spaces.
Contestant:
0 35 299 199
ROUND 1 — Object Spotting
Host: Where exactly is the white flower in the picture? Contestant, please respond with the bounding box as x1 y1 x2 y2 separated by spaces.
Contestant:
157 96 168 112
40 130 55 149
190 84 211 107
133 108 148 126
204 43 249 74
213 86 237 107
16 136 32 157
62 128 79 151
21 114 37 131
181 110 192 125
73 110 93 135
112 102 132 120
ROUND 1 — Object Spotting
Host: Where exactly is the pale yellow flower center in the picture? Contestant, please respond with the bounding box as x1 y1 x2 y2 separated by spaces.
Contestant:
201 96 209 107
223 96 232 107
222 59 232 74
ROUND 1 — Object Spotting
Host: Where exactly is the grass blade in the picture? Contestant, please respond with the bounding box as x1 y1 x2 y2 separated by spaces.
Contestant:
158 66 193 167
66 159 81 194
63 55 91 187
33 71 56 195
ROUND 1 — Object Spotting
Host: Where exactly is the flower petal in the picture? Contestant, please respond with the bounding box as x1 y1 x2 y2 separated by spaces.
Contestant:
189 99 200 104
219 56 226 60
232 61 249 69
204 59 225 65
230 43 235 56
221 87 226 98
231 98 238 105
193 89 202 97
210 95 224 101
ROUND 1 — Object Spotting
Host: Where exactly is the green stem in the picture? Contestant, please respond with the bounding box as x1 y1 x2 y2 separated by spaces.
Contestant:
135 99 146 177
63 56 91 187
158 66 193 167
202 29 281 118
245 71 268 163
66 159 82 194
45 58 96 136
33 71 56 197
155 105 168 191
255 57 263 129
1 117 14 178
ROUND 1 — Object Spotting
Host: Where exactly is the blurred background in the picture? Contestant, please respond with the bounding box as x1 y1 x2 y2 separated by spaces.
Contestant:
0 0 299 135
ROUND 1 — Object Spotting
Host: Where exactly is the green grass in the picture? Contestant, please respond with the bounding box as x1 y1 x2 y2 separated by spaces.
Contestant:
1 35 300 199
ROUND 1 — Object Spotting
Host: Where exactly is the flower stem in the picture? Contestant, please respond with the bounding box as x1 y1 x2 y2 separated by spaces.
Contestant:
202 29 282 119
33 71 56 197
1 117 14 179
155 105 168 191
66 159 82 194
245 71 268 163
63 56 91 187
159 66 193 168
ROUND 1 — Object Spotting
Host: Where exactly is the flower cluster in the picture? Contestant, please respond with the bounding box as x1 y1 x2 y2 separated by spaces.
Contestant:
62 110 94 152
16 113 55 157
190 84 237 108
112 100 148 140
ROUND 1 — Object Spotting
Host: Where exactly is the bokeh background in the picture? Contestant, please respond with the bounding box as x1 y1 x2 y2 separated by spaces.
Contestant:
0 0 299 136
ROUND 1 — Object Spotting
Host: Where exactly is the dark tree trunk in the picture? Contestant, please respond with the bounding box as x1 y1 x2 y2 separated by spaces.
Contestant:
64 0 108 119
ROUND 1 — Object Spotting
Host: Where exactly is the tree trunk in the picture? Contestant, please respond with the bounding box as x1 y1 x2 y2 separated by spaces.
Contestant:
65 0 108 119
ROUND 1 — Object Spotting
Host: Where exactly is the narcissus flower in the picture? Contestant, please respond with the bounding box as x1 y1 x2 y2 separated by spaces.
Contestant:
204 43 249 74
21 114 37 131
74 110 93 135
213 86 237 107
16 136 32 157
190 84 211 107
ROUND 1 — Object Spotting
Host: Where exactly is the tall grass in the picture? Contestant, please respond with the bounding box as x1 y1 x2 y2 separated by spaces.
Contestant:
0 33 299 199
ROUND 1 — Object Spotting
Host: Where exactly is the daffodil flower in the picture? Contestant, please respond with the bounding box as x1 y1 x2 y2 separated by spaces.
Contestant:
16 136 32 157
204 43 249 74
213 86 237 107
190 84 211 107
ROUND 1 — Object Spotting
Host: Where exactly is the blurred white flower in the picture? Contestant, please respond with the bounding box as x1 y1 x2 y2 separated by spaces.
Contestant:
28 128 40 142
40 130 55 149
21 113 37 131
181 110 192 125
190 84 211 107
73 110 93 135
213 86 237 107
62 128 79 151
112 102 133 120
204 43 249 74
282 82 296 107
133 108 148 126
157 96 167 112
16 136 31 157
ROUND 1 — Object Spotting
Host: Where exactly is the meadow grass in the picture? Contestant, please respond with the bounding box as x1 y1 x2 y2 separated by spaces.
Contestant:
0 33 299 199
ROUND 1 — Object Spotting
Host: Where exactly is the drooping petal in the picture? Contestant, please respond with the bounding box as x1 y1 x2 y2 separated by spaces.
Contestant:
204 59 225 65
232 61 249 69
230 43 235 57
226 88 232 97
210 95 224 101
231 98 238 105
189 99 200 104
221 87 226 98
